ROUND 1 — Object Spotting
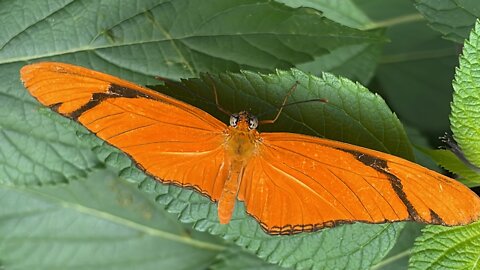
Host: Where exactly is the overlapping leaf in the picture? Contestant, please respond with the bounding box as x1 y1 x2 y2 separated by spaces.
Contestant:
415 0 479 43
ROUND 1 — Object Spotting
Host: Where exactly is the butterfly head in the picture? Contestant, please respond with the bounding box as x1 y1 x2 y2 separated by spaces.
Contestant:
229 111 258 131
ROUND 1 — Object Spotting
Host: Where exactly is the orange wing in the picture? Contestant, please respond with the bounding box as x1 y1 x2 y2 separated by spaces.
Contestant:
20 62 229 200
239 132 480 234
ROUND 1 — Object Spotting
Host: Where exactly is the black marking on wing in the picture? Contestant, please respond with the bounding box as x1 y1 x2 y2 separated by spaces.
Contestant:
341 149 423 223
63 84 154 120
429 209 445 224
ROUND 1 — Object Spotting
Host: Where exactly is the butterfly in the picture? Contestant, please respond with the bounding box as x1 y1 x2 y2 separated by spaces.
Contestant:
20 62 480 235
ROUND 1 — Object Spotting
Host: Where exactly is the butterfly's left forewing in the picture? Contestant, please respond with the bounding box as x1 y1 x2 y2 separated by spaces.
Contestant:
21 62 229 200
239 132 480 234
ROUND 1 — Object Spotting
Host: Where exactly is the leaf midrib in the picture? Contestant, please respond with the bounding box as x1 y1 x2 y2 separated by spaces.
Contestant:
5 186 226 252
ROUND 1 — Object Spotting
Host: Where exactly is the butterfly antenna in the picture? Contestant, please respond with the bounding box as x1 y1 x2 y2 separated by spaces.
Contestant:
259 82 328 125
208 74 231 116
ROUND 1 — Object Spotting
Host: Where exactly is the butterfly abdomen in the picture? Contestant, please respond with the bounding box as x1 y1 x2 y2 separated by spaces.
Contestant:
218 160 246 224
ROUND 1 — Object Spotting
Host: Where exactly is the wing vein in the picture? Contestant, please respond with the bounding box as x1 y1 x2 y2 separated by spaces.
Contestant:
261 151 351 218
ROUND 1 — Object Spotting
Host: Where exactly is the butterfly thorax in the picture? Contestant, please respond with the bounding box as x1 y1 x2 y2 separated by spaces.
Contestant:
224 111 260 162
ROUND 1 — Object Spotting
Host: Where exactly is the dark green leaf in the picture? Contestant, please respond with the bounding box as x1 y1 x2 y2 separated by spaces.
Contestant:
275 0 374 29
297 43 383 84
375 3 458 138
0 0 384 80
414 0 479 43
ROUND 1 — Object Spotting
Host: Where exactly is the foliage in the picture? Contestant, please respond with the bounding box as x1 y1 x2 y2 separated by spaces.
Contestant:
0 0 479 269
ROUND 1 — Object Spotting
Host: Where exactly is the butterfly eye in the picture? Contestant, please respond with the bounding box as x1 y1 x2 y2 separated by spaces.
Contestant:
248 115 258 130
229 114 239 127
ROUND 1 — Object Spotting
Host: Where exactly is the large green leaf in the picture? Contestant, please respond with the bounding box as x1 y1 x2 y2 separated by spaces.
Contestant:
415 0 480 43
152 69 413 158
450 19 480 167
0 0 384 79
0 170 225 270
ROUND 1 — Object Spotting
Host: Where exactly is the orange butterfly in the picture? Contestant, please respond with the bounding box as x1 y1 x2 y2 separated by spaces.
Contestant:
20 62 480 235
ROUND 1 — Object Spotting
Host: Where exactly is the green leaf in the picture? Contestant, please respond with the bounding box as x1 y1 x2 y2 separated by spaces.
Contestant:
0 170 225 270
0 0 384 79
450 19 480 167
414 0 480 43
409 222 480 269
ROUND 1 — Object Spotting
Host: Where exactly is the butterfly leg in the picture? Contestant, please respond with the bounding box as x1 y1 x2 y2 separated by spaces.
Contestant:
259 82 299 125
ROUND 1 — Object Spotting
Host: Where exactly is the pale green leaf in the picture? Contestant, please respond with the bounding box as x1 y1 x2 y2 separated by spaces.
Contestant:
420 149 480 187
450 19 480 167
409 222 480 269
